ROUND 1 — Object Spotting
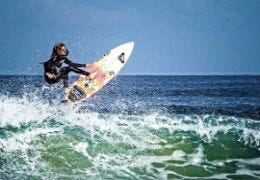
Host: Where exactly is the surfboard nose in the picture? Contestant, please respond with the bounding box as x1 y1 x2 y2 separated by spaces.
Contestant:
116 42 134 57
127 41 134 50
122 41 134 54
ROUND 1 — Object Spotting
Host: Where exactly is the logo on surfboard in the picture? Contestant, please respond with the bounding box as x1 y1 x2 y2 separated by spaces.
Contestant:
118 52 125 63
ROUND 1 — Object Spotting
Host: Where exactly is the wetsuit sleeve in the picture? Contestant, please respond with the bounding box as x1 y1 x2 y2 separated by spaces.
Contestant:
64 57 86 67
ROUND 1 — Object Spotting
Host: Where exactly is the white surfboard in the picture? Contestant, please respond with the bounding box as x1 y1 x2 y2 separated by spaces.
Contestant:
64 42 134 104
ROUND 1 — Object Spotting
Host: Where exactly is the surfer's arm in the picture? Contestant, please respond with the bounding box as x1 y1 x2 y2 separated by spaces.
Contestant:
64 58 86 67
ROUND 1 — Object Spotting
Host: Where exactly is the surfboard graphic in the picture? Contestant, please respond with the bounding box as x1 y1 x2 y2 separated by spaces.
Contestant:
64 42 134 104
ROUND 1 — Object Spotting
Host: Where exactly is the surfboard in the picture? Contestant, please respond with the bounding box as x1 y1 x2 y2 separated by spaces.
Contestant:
63 42 134 104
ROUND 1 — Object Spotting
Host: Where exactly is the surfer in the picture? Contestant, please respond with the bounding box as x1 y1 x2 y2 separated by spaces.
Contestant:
43 42 90 88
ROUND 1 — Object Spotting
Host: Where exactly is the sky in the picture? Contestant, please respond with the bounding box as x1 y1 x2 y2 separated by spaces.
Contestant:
0 0 259 75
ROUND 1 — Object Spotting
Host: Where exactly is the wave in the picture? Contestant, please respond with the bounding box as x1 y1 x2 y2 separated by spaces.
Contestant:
1 94 260 147
0 87 260 179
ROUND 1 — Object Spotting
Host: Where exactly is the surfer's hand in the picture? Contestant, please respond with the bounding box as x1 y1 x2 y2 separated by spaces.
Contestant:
86 75 92 80
45 72 54 79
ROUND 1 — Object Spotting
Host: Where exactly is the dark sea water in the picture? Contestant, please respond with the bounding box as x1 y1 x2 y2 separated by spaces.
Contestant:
0 75 260 179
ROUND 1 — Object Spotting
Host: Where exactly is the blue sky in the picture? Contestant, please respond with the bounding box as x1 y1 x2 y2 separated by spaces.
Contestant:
0 0 259 75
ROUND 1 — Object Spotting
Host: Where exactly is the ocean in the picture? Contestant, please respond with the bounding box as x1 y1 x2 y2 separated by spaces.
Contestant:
0 75 259 179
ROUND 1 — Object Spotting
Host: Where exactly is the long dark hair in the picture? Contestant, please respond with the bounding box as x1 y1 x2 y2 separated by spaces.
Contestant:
51 42 67 58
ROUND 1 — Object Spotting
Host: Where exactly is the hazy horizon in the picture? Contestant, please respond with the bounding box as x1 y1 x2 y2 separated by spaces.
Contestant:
0 73 260 76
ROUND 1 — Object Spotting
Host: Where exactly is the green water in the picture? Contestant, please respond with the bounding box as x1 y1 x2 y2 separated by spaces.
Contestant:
1 109 259 179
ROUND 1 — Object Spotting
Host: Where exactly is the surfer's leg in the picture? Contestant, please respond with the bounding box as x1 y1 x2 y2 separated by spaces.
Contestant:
62 74 69 88
59 67 71 87
44 72 60 85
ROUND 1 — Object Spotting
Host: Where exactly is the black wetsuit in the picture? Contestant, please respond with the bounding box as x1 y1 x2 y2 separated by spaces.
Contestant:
44 55 90 86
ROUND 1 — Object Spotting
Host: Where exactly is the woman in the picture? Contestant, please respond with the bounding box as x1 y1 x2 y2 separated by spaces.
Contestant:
44 42 90 87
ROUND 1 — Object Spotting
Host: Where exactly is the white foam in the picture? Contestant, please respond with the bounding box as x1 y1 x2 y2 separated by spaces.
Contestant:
73 142 89 157
1 127 60 152
171 150 186 161
1 91 259 147
0 95 55 127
